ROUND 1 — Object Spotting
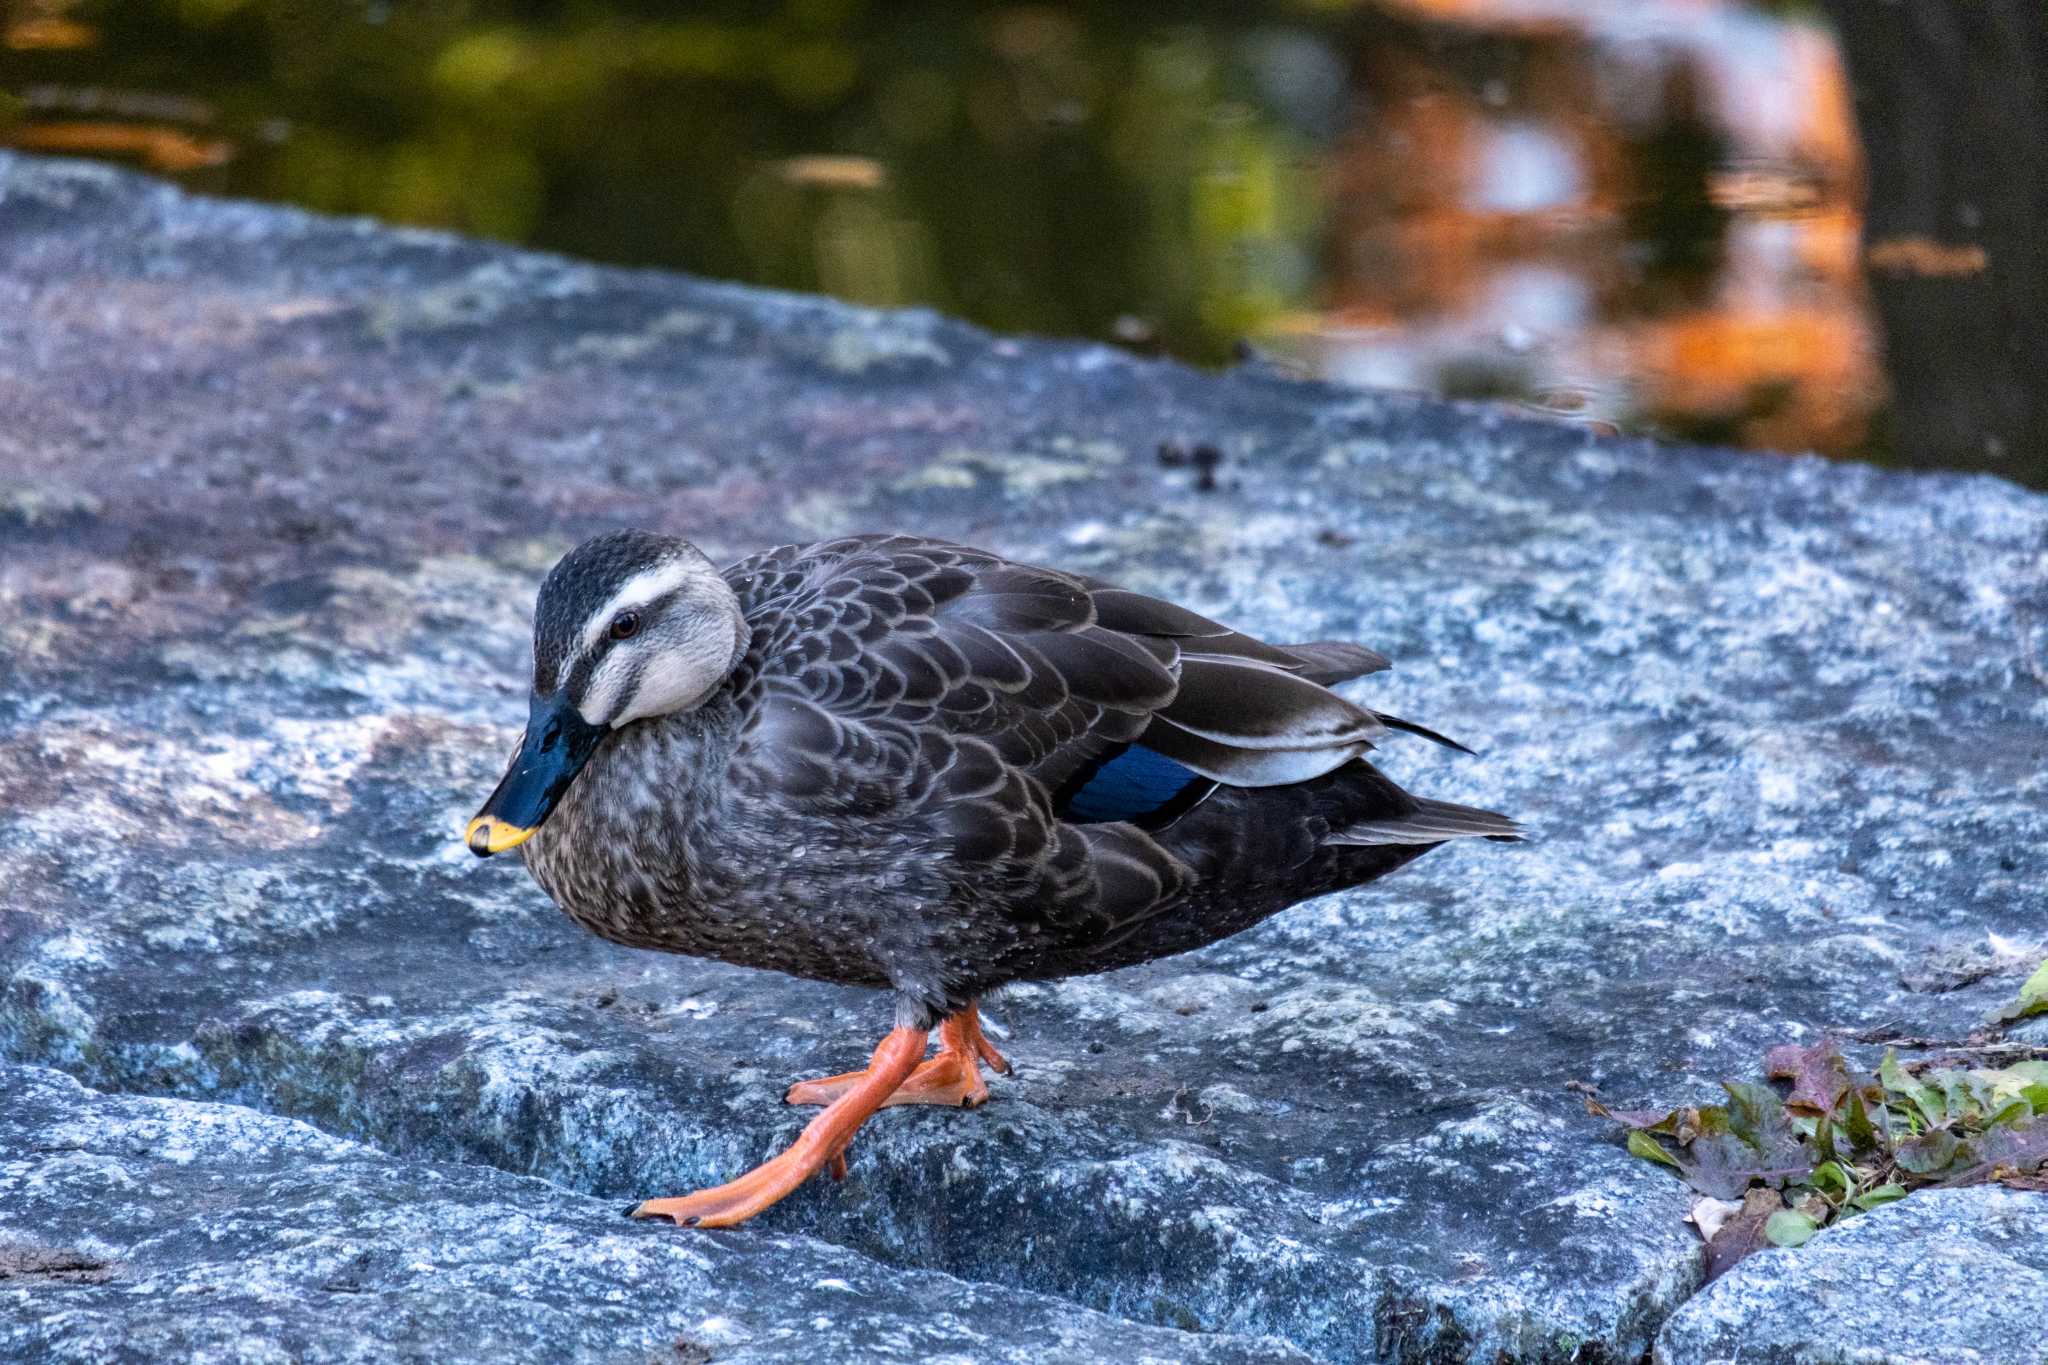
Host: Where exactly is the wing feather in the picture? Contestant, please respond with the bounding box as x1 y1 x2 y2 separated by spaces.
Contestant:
718 535 1481 963
1278 641 1391 684
1161 654 1385 751
940 565 1094 632
1025 626 1178 713
724 539 1451 807
1140 716 1370 785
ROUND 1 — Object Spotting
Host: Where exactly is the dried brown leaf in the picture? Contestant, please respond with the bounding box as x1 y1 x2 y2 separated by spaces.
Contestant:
1936 1119 2048 1190
1702 1188 1783 1283
1764 1038 1851 1116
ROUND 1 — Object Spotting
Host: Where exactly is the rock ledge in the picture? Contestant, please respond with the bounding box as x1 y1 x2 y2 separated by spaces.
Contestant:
1 152 2045 1362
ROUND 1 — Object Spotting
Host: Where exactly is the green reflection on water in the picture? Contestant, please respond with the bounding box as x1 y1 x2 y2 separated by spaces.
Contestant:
4 0 1892 466
6 1 1322 366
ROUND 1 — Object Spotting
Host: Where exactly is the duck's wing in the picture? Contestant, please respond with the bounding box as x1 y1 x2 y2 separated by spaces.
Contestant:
722 535 1430 808
722 536 1167 813
717 535 1484 954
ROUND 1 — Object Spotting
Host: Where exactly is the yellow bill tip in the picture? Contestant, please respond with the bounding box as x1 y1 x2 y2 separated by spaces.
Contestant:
465 815 535 857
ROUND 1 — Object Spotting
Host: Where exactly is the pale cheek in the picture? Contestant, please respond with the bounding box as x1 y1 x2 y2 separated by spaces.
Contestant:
614 647 721 725
578 655 632 727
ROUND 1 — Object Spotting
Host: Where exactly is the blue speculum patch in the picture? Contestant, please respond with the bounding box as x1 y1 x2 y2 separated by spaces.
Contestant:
1060 744 1210 825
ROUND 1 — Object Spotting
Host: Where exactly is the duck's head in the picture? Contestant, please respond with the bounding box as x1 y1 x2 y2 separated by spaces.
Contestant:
465 530 746 857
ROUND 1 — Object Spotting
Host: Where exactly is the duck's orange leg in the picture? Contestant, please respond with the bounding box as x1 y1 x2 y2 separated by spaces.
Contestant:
632 1025 926 1229
787 1003 1012 1111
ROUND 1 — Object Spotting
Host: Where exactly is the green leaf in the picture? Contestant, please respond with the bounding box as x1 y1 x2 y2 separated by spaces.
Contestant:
1627 1129 1683 1171
1810 1112 1839 1165
1808 1160 1853 1197
1615 1085 1809 1200
1605 1042 2039 1207
1692 1104 1731 1139
1841 1088 1879 1155
1973 1066 2046 1105
1607 1104 1813 1197
1880 1050 1946 1130
1698 1133 1811 1198
1851 1183 1907 1211
1763 1209 1819 1247
1988 958 2048 1025
1723 1081 1781 1149
1973 1065 2048 1119
1936 1070 1986 1124
1989 1098 2033 1129
1722 1081 1809 1167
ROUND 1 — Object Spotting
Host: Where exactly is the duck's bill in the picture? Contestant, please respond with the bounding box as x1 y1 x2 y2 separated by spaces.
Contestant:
465 694 606 857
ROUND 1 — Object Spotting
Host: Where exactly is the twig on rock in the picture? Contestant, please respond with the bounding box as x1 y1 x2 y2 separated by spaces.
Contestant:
1840 1025 2048 1063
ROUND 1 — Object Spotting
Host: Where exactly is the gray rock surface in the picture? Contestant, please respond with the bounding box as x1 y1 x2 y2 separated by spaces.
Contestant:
1 1063 1303 1363
1654 1187 2048 1365
0 150 2044 1362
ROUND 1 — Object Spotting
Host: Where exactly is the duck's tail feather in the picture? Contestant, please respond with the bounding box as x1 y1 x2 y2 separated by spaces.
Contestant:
1325 796 1522 847
1274 641 1391 685
1274 644 1476 755
1368 711 1477 756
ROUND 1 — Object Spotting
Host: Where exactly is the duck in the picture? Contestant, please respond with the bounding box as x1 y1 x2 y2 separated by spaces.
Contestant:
465 530 1517 1227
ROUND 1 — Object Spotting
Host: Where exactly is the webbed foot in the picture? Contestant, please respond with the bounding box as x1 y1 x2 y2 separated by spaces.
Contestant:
786 1003 1010 1110
631 1025 926 1229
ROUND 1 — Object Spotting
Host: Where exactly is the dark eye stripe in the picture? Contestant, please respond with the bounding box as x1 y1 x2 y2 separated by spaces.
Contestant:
559 588 684 702
565 650 600 699
616 652 650 713
605 588 684 645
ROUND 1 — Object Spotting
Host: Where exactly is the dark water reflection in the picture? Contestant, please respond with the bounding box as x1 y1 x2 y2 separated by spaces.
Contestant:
0 1 2025 478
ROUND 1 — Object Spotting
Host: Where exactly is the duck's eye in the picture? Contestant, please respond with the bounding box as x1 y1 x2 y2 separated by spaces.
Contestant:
608 610 641 641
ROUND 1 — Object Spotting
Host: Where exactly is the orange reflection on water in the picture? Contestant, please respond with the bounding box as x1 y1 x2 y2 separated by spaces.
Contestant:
9 121 234 174
1285 0 1879 456
1866 237 1989 280
5 17 97 51
6 0 95 52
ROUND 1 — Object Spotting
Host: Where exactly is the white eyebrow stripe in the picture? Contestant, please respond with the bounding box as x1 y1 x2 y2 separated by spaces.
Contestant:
580 561 690 654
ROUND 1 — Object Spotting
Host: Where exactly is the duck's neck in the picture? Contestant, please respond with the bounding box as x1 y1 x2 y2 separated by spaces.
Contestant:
520 690 744 929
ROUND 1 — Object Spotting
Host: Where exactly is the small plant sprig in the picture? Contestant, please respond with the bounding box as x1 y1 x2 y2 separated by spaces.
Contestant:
1988 957 2048 1026
1591 1038 2048 1280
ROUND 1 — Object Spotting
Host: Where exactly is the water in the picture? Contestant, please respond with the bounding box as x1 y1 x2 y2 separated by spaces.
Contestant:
0 1 1953 471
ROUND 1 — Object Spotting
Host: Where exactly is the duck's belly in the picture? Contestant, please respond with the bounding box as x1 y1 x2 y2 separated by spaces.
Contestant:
522 810 962 994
